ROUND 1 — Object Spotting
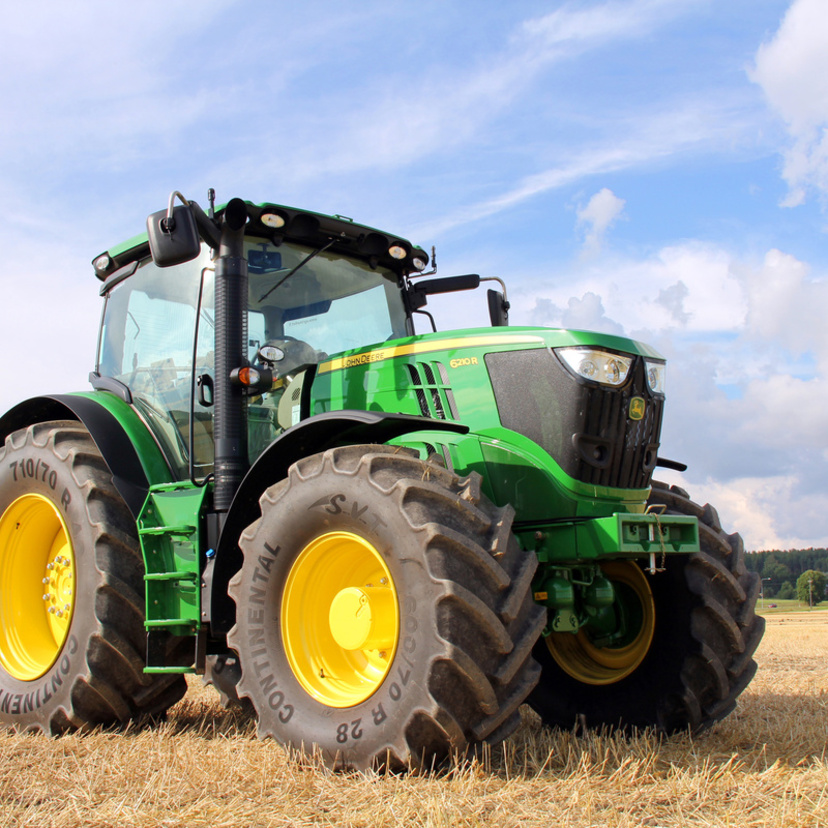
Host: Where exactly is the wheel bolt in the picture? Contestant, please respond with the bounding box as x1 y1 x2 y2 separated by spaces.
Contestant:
49 607 56 614
46 563 54 570
56 610 63 618
64 604 71 612
42 577 50 584
42 593 50 601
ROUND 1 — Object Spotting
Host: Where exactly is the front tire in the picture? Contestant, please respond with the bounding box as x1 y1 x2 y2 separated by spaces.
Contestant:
528 481 764 733
227 445 545 771
0 421 186 733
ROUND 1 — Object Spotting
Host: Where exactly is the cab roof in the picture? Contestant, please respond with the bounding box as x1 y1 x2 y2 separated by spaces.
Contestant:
93 199 429 281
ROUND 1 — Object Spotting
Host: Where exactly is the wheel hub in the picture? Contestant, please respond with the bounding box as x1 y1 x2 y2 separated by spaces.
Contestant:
0 494 76 680
282 531 399 708
329 586 397 651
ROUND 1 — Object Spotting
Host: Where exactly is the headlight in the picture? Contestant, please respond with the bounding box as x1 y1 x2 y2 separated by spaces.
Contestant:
644 359 666 394
556 347 632 386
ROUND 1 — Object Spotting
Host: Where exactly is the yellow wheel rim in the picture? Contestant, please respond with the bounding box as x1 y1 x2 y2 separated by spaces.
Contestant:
282 531 399 708
546 561 655 686
0 494 76 681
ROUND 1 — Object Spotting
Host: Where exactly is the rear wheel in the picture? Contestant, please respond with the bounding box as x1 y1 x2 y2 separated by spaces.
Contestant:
528 482 764 733
0 421 186 733
227 444 545 771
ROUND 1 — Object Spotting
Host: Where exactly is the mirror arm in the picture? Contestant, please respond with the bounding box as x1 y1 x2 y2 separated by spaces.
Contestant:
480 276 508 304
189 200 222 250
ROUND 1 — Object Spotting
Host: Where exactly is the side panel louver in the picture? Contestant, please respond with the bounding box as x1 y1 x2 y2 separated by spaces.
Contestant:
404 361 458 420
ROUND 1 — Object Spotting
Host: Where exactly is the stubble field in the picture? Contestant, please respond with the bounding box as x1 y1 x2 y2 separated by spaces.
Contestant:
2 612 827 828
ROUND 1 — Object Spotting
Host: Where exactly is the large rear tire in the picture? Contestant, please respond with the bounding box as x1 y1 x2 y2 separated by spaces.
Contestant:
528 481 764 733
227 444 545 771
0 421 186 733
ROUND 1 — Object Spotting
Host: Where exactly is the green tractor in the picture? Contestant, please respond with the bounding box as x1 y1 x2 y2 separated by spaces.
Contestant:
0 192 763 770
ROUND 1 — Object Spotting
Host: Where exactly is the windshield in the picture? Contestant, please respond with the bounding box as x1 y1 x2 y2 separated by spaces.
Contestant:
243 237 408 356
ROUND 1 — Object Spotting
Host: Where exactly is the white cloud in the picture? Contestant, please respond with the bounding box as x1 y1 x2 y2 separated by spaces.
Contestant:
531 291 626 335
744 249 828 369
519 240 746 336
750 0 828 206
519 0 685 53
738 373 828 451
655 280 690 324
577 188 626 252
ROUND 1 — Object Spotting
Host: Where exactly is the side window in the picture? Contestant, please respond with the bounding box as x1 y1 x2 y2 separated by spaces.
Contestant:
99 250 211 478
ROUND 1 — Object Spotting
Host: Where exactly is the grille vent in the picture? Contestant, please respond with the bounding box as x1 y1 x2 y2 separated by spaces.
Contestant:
404 362 458 420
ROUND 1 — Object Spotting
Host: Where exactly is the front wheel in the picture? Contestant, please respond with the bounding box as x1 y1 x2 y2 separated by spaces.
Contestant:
227 445 545 771
528 481 765 733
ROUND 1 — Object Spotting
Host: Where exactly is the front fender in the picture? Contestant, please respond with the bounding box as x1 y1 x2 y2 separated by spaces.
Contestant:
208 410 468 634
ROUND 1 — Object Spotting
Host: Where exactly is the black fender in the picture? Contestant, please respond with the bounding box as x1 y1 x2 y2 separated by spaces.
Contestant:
208 410 469 635
0 394 163 519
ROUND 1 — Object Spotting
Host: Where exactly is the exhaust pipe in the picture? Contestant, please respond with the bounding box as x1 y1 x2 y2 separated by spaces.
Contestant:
212 198 249 512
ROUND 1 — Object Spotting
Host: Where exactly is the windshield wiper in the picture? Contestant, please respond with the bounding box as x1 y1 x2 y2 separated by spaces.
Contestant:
258 239 336 303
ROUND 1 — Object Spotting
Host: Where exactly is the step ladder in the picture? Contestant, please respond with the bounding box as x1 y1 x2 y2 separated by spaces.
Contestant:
138 482 209 673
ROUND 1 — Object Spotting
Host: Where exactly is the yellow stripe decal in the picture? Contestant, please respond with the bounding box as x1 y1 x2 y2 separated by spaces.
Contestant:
317 334 544 374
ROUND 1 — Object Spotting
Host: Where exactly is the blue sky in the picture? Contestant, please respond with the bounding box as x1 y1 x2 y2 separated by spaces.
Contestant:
1 0 827 551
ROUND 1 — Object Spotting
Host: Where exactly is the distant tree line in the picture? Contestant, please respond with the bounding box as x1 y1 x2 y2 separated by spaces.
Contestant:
745 549 828 604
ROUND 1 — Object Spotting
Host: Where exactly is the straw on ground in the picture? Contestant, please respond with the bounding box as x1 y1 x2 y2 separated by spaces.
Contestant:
2 612 827 828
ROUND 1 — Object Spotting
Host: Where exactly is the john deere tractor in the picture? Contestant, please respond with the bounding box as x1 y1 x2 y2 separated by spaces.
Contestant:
0 192 763 770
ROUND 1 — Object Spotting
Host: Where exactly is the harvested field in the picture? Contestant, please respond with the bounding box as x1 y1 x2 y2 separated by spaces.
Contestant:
2 612 827 828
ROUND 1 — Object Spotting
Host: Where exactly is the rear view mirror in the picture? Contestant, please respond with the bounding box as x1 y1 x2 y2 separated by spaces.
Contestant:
488 289 509 327
248 249 283 274
147 192 201 267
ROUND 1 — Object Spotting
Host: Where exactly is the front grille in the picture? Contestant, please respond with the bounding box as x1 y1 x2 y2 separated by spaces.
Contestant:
485 349 662 490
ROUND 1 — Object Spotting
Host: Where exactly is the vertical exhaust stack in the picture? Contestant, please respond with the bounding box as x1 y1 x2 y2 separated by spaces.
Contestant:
213 198 249 512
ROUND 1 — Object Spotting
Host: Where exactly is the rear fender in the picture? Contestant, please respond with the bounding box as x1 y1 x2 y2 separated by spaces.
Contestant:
0 393 172 518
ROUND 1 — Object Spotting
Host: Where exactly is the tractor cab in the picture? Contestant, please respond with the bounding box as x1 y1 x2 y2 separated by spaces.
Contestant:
93 197 507 485
95 220 413 480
